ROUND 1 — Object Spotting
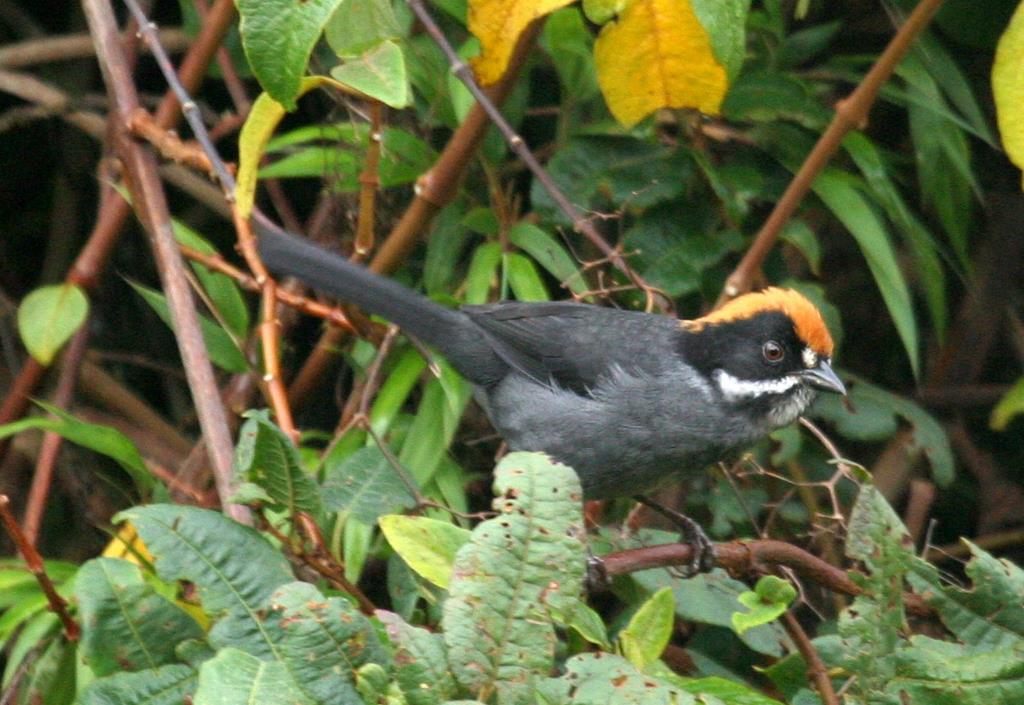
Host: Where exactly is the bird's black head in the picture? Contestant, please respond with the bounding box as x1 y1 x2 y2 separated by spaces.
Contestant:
679 288 846 427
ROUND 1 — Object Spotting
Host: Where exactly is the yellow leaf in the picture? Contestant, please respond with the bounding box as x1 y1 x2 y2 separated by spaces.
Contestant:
235 75 355 217
102 522 153 565
469 0 574 85
993 0 1024 188
594 0 727 127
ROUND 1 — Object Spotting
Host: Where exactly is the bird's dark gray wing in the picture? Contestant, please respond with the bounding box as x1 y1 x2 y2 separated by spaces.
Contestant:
461 302 680 393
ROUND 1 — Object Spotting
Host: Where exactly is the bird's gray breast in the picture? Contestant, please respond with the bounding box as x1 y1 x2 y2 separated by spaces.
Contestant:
480 363 759 499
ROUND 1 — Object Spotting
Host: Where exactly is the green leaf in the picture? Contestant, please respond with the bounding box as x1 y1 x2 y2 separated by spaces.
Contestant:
321 445 417 524
79 664 196 705
443 452 586 703
265 581 391 705
779 220 821 275
261 128 435 189
17 283 88 365
908 541 1024 650
691 0 752 80
330 39 410 109
463 242 502 305
536 653 697 704
0 402 153 494
236 0 343 109
378 514 471 589
2 611 57 689
722 71 830 129
194 647 313 705
342 516 374 583
813 373 954 486
14 637 76 705
667 673 785 705
582 0 625 25
114 505 294 660
397 361 472 486
128 279 248 374
378 611 457 705
900 54 976 271
991 377 1024 431
731 576 796 635
508 223 588 297
618 587 675 669
505 253 549 302
75 558 204 676
325 0 402 57
548 597 611 650
812 170 919 377
842 132 948 340
624 530 786 657
235 410 324 522
171 220 250 339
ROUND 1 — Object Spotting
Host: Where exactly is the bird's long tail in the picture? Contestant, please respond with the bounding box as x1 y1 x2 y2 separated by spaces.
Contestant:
256 224 500 383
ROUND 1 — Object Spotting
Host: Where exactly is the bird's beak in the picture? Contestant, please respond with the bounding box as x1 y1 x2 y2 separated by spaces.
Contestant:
801 360 846 395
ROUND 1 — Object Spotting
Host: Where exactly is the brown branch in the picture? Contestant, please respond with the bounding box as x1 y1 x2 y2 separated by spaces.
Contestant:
294 513 376 615
0 0 236 451
600 538 932 617
0 495 79 641
718 0 947 304
354 102 383 259
232 210 299 443
406 0 669 314
82 0 246 523
129 108 215 176
22 322 91 545
782 611 840 705
0 29 188 68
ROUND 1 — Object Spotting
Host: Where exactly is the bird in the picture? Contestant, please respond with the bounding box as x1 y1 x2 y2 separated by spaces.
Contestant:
257 224 847 506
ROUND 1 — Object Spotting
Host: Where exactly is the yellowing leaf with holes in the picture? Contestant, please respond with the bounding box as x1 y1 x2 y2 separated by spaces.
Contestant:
469 0 574 85
594 0 727 127
993 0 1024 188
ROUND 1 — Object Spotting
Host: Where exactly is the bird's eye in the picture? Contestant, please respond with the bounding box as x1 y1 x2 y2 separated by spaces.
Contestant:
762 341 785 363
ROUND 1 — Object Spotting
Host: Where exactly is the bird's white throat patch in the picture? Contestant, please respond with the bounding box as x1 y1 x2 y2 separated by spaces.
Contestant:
714 369 801 400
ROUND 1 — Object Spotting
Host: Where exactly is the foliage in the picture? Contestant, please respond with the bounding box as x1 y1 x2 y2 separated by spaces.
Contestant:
3 0 1024 703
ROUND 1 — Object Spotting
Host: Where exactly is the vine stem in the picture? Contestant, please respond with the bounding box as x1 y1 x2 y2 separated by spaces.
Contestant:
718 0 947 305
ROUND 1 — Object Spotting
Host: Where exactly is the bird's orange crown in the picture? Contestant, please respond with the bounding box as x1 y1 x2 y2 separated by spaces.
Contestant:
683 288 834 357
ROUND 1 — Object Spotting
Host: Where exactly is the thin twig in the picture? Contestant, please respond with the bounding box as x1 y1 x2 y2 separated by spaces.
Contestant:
23 321 91 545
82 0 246 523
718 0 947 304
782 611 840 705
0 495 80 641
405 0 669 313
0 29 188 68
233 211 298 442
180 245 355 329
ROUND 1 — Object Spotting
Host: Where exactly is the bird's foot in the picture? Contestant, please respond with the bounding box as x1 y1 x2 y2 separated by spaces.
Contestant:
633 495 716 578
